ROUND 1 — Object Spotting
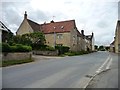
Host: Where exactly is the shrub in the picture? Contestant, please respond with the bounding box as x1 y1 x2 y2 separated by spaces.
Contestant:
2 43 11 52
64 50 91 56
55 46 70 54
13 44 32 52
2 43 32 52
46 46 56 51
0 43 2 52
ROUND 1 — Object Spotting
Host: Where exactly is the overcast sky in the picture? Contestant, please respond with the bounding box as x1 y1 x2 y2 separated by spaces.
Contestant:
0 0 120 46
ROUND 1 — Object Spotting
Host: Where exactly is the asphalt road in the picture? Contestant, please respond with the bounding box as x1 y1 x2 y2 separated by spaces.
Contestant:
86 52 118 89
2 51 113 88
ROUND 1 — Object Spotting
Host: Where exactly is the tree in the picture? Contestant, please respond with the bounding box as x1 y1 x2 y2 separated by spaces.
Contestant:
98 45 105 51
7 32 45 47
94 45 98 50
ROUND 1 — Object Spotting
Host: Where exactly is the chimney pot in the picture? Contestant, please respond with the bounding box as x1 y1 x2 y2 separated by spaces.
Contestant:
81 30 84 35
24 11 27 19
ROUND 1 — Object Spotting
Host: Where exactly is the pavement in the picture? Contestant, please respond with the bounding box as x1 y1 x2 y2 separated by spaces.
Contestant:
2 51 118 88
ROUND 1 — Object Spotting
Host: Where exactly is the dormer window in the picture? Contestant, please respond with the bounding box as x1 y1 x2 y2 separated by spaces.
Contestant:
61 26 64 29
54 27 56 29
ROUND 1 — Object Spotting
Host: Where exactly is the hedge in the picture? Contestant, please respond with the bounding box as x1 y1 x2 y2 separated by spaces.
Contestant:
55 46 70 54
32 44 56 51
2 43 32 52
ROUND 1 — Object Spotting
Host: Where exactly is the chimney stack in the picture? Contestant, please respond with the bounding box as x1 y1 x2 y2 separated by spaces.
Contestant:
24 11 27 19
92 32 94 37
81 30 84 35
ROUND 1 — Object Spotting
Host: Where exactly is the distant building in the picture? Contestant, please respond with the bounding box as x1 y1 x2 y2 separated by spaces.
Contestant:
110 41 115 52
16 11 95 51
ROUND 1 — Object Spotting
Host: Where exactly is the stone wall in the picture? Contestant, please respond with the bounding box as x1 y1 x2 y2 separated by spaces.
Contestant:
2 52 32 61
33 50 58 56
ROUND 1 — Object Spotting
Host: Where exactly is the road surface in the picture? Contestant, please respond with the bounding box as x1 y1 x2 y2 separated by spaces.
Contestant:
2 51 117 88
86 52 118 89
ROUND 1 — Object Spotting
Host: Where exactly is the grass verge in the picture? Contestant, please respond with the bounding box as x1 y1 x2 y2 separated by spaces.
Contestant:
0 58 34 67
59 51 94 56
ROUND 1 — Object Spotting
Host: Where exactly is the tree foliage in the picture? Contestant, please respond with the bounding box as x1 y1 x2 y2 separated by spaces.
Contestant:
94 45 98 50
7 32 45 47
98 45 105 51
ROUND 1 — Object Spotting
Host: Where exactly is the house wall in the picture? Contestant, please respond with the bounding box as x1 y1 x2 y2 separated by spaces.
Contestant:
110 44 115 52
92 37 95 51
85 39 91 51
16 19 34 35
45 32 71 48
77 36 82 51
115 22 120 53
70 29 83 51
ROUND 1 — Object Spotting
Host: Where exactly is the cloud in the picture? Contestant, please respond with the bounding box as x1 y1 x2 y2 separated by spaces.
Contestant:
118 1 120 19
1 0 119 46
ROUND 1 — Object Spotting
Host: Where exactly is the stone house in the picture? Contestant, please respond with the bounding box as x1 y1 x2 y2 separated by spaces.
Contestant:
80 30 94 51
40 20 85 51
114 20 120 53
16 11 94 51
16 11 40 35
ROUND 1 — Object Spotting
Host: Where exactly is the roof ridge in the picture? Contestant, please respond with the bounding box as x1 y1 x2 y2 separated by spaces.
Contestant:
27 19 40 25
27 19 40 32
40 19 75 25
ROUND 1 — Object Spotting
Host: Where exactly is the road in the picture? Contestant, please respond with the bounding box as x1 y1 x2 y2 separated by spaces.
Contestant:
86 52 118 89
2 51 117 88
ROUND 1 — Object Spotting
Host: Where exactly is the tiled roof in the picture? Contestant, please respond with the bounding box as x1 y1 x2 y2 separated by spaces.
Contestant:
40 20 76 34
27 19 40 32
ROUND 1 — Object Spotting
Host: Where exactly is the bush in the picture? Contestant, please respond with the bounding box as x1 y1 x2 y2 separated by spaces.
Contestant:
0 43 2 52
15 44 32 52
64 50 91 56
2 43 11 52
55 46 70 54
2 43 32 52
46 46 56 51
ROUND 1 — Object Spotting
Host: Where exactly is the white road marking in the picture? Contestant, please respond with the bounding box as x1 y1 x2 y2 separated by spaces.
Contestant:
96 55 110 73
106 58 112 70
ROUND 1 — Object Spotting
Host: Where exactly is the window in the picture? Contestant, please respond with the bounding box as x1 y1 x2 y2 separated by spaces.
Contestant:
57 34 63 39
61 26 64 29
73 36 75 40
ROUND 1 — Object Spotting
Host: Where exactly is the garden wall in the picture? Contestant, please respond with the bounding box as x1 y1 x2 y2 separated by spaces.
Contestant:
33 50 58 56
2 52 32 61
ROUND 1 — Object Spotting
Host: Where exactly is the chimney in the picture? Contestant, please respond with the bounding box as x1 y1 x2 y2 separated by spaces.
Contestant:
24 11 27 19
51 20 54 23
81 30 84 35
92 32 94 37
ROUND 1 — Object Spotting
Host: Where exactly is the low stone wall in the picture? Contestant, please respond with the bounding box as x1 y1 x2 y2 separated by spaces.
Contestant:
2 52 32 61
33 50 58 56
